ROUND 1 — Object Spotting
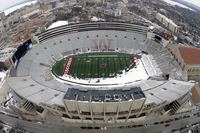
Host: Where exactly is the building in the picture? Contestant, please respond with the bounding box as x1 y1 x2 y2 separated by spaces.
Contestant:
0 48 16 70
0 12 5 21
103 8 122 17
0 21 5 33
21 9 42 21
39 0 65 10
155 13 180 33
168 44 200 82
97 2 126 17
191 85 200 105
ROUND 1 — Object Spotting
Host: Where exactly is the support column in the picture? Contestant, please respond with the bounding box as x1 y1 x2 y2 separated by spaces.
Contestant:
126 94 134 122
63 101 72 118
89 96 94 123
116 102 120 122
139 98 146 114
75 95 82 121
103 101 106 123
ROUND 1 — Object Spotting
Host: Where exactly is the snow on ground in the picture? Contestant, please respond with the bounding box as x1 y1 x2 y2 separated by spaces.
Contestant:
56 58 149 87
162 0 193 10
3 0 37 16
91 16 105 21
47 21 69 30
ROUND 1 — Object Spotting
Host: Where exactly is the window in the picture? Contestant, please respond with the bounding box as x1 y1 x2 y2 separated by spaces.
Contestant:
165 124 170 127
62 114 70 118
94 118 104 120
81 112 90 115
118 117 126 120
30 84 35 87
85 117 92 120
57 106 65 112
54 94 59 97
72 116 80 119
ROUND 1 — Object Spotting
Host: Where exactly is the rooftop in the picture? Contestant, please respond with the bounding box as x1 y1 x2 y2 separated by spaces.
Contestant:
64 87 145 102
0 47 17 62
21 9 41 19
47 21 68 30
191 85 200 104
178 46 200 65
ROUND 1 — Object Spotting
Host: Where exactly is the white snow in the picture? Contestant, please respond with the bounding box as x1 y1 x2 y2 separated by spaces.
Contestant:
91 16 105 22
3 0 38 16
54 58 149 88
47 21 69 30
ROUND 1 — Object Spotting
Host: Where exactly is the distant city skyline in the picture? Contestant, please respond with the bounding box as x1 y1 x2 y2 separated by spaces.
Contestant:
0 0 200 12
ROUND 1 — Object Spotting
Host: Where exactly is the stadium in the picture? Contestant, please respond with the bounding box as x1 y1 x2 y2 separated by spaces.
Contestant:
5 22 200 133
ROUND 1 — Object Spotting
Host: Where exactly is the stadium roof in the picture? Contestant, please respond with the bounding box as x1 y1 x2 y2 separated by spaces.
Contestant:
64 87 145 102
178 46 200 65
6 22 195 107
47 21 68 30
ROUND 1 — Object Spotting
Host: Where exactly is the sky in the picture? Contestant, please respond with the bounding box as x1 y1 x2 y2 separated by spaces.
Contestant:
184 0 200 7
0 0 27 11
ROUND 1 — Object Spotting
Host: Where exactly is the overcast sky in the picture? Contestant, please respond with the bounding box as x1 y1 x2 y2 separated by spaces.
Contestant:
0 0 26 11
184 0 200 6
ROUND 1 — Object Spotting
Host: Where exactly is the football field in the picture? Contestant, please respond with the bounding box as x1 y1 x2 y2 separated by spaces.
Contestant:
52 52 139 79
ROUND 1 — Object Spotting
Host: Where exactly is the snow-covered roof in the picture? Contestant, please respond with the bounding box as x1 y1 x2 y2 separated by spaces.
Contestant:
47 21 69 30
91 16 105 22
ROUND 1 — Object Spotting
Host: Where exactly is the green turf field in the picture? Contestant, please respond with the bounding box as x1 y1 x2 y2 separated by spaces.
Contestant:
52 52 139 79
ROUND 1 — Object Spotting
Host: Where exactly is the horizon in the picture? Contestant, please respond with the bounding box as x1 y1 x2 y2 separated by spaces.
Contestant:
0 0 200 12
0 0 30 12
183 0 200 7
